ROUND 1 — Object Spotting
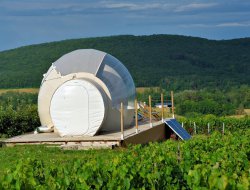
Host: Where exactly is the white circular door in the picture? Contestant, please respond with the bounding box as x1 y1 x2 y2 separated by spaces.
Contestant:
50 79 105 136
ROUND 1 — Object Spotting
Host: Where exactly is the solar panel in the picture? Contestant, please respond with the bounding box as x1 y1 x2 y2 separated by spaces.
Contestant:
164 119 191 140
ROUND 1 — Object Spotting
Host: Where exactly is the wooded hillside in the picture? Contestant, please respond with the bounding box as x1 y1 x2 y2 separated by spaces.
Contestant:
0 35 249 90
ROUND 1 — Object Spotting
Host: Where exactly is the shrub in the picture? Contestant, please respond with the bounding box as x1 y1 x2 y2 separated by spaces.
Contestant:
0 105 40 137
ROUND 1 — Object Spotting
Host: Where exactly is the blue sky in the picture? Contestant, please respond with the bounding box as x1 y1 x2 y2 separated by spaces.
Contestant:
1 0 250 51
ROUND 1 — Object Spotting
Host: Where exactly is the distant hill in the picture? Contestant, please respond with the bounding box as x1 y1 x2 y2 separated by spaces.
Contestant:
0 35 249 90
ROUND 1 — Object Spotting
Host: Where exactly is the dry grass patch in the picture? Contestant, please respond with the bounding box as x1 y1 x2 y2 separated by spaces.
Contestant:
136 87 160 93
244 109 250 115
0 88 39 95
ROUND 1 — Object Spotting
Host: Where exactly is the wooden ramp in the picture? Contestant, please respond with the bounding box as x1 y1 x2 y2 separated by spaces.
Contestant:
3 120 167 149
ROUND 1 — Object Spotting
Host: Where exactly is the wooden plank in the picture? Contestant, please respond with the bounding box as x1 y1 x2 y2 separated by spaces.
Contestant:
149 95 152 127
161 93 164 121
135 99 138 134
171 91 175 118
120 102 124 140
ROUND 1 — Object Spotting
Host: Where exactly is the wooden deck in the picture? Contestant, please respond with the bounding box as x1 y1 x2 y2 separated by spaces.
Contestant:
3 120 167 149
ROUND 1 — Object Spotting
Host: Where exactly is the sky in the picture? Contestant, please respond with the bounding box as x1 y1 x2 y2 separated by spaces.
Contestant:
1 0 250 51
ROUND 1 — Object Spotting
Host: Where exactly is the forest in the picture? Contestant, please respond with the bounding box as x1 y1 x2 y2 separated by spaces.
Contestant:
0 34 250 90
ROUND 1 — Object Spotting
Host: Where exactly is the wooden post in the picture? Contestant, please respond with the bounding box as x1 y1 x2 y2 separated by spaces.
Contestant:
166 95 168 116
135 99 138 134
194 122 196 135
149 95 152 127
171 91 175 118
120 102 124 140
161 93 164 123
208 123 210 134
222 123 225 135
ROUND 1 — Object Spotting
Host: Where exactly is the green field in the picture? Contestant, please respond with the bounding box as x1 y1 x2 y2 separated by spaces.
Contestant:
0 129 249 189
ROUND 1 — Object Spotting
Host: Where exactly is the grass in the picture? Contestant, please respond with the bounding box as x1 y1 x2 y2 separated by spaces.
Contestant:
245 109 250 115
228 109 250 118
0 87 167 95
0 88 39 95
1 87 161 94
0 87 147 94
0 145 124 177
136 87 160 93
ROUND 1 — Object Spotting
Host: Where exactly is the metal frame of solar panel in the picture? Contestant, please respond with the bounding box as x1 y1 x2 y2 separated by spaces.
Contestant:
164 119 191 140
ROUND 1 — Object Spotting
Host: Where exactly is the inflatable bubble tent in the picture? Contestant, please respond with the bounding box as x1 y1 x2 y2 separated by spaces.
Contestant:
38 49 136 136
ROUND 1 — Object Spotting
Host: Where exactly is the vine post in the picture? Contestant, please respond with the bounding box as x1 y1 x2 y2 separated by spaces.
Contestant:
120 102 124 140
149 95 152 128
135 99 138 134
171 91 175 118
161 93 164 123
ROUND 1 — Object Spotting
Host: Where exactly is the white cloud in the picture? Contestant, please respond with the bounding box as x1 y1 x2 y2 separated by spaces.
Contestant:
180 23 211 28
102 2 174 11
180 22 250 28
104 3 137 9
216 22 250 27
175 3 218 12
1 1 70 11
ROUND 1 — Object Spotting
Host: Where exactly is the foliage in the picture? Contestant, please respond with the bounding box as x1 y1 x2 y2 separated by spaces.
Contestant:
0 92 40 137
0 91 37 109
0 35 250 90
0 130 249 189
137 86 250 116
180 130 250 189
0 90 249 137
0 105 40 137
177 115 250 135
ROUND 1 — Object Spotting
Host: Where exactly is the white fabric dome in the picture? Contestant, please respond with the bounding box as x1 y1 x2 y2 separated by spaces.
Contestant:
38 49 135 136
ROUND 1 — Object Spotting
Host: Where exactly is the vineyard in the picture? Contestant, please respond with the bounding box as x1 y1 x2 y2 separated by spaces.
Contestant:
0 129 249 189
0 91 249 189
